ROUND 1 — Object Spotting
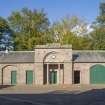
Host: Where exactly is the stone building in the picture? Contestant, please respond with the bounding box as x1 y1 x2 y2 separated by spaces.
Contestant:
0 43 105 85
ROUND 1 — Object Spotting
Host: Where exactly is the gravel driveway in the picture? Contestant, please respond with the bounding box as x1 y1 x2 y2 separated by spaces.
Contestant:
0 89 105 105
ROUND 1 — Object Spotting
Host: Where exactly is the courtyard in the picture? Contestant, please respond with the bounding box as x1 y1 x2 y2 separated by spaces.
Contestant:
0 85 105 105
0 0 105 105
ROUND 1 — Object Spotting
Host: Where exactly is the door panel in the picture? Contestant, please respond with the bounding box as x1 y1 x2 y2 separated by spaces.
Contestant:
90 65 105 84
54 71 57 84
50 71 57 84
26 71 33 84
11 71 17 85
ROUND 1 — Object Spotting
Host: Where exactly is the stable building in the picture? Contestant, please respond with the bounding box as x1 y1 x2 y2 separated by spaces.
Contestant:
0 43 105 85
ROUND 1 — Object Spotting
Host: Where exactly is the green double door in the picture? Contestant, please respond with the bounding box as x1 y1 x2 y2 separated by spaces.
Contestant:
26 71 33 84
49 71 57 84
11 71 17 85
90 65 105 84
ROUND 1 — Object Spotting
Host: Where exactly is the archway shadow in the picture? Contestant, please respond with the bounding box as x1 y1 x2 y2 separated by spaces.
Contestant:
0 85 14 89
45 88 105 105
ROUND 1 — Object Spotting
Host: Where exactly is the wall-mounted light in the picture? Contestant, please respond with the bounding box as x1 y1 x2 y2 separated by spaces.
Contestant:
52 55 56 59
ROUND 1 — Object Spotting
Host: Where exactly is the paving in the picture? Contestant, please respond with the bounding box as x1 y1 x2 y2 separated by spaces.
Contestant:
0 85 105 105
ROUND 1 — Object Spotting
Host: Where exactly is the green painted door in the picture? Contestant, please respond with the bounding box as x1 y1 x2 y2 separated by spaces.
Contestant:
26 71 33 84
50 71 57 84
90 65 105 84
11 71 17 85
54 71 57 84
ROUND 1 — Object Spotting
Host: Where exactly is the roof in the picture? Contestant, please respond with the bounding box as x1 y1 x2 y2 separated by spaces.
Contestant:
0 51 34 63
1 50 105 63
73 50 105 62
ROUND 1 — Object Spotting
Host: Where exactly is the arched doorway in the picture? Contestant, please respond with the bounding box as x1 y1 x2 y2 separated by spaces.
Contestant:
43 51 64 85
2 65 18 85
43 64 64 84
90 64 105 84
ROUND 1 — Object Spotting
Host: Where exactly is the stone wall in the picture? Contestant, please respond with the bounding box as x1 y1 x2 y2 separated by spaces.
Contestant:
73 62 105 84
0 63 35 85
35 43 72 84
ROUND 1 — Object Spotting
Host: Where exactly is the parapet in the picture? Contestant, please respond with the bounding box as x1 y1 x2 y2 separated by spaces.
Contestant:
35 43 72 49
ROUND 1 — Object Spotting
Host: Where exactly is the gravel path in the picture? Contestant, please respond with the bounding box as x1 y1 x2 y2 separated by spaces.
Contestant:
0 85 105 105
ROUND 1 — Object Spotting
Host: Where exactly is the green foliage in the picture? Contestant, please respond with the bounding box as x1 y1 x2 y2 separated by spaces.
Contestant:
0 17 10 36
90 27 105 50
97 3 105 25
0 17 13 50
50 16 90 49
8 8 51 50
90 2 105 50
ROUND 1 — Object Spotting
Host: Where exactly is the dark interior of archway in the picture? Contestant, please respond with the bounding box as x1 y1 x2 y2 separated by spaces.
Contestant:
43 64 47 84
74 71 80 84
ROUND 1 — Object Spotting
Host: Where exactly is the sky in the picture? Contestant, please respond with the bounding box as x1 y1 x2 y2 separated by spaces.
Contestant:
0 0 105 24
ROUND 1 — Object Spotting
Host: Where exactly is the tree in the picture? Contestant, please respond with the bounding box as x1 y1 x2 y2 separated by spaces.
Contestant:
90 2 105 50
89 27 105 50
0 17 13 50
50 16 90 49
8 8 51 50
96 3 105 26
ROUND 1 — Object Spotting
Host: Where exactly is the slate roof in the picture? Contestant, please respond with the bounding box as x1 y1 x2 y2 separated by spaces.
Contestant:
0 51 34 63
73 50 105 62
0 50 105 63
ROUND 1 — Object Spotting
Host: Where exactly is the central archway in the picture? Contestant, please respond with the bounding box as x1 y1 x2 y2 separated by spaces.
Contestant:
43 51 64 85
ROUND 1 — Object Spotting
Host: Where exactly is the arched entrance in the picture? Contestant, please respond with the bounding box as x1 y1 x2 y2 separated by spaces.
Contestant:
90 64 105 84
43 64 64 84
43 52 64 85
44 64 58 84
2 65 18 85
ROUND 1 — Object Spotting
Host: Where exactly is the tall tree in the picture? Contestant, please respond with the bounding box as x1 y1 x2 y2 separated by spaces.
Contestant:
97 3 105 26
51 16 89 49
0 17 9 37
8 8 51 50
90 2 105 50
90 27 105 50
0 17 13 50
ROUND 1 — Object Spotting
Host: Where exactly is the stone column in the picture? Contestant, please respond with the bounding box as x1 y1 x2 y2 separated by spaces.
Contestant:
0 67 3 85
58 64 60 84
47 64 49 84
64 62 72 84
